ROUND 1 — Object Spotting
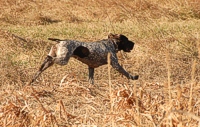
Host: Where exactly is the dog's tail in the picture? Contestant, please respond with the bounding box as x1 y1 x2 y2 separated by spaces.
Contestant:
48 38 62 43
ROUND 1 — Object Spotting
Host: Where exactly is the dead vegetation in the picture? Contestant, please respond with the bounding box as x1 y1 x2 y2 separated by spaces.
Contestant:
0 0 200 126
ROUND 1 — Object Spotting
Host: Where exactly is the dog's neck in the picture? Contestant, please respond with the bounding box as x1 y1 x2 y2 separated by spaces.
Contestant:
109 39 119 52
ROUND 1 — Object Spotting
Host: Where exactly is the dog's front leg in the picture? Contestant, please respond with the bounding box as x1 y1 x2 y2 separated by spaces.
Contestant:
88 67 94 84
110 53 139 80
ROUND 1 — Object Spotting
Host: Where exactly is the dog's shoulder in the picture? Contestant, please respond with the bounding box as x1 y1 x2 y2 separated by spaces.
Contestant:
84 39 116 52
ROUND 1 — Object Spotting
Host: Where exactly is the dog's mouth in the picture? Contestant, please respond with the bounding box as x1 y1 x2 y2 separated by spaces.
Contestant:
124 48 131 52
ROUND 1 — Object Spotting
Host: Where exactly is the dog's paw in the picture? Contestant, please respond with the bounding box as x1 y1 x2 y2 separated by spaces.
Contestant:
131 75 139 80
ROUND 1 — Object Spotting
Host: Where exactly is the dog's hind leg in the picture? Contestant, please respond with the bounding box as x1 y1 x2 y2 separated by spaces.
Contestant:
29 45 58 85
29 55 54 85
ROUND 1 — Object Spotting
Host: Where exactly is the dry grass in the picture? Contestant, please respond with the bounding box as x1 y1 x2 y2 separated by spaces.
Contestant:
0 0 200 126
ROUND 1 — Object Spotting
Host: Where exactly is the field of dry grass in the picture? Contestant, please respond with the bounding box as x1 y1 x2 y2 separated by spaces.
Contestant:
0 0 200 126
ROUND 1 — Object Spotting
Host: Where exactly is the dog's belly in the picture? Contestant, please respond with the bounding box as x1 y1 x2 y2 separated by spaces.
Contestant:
73 56 107 68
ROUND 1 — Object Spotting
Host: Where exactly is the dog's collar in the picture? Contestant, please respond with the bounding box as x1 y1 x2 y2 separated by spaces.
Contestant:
109 39 119 52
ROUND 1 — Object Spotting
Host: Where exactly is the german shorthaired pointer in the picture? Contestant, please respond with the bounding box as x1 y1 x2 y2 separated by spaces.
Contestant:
30 33 139 84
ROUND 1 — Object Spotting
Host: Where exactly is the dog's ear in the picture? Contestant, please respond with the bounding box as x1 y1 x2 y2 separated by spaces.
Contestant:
108 33 120 39
108 33 114 39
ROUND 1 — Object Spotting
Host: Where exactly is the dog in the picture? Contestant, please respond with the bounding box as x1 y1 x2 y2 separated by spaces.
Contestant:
30 33 139 84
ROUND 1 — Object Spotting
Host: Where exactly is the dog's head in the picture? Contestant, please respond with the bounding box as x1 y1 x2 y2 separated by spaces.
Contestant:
108 33 134 52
